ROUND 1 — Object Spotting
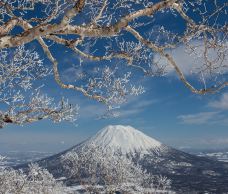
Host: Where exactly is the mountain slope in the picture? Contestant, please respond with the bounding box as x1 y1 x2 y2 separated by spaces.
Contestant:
17 125 228 193
85 125 162 153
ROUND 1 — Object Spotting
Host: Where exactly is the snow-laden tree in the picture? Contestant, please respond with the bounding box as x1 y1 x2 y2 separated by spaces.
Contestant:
0 0 227 125
61 143 172 193
0 156 67 194
0 45 79 127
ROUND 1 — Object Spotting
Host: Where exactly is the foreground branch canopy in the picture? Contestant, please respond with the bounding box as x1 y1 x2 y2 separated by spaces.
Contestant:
0 0 227 126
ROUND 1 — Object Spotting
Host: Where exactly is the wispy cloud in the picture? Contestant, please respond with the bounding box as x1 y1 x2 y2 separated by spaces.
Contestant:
200 138 228 146
177 111 220 125
119 98 158 117
175 137 228 149
79 98 158 119
178 91 228 126
61 67 84 83
166 136 228 149
208 93 228 110
154 40 228 78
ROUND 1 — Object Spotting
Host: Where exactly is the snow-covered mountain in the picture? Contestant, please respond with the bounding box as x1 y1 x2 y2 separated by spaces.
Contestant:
18 125 228 193
85 125 162 154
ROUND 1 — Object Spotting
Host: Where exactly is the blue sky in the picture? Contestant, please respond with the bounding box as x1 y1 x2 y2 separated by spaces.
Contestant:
0 0 227 153
1 74 228 152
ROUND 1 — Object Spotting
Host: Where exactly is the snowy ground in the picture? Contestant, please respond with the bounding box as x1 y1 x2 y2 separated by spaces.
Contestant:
197 151 228 162
0 151 54 167
182 149 228 163
65 185 175 194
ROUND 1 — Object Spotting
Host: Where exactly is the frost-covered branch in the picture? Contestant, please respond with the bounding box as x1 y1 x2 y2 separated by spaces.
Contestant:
0 0 227 123
0 46 79 127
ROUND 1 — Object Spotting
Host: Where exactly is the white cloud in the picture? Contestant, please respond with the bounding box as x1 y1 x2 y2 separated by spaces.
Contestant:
177 111 220 125
208 93 228 110
154 40 228 78
178 92 228 125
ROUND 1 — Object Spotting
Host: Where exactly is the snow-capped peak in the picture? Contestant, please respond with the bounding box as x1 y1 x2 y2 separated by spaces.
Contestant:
87 125 162 153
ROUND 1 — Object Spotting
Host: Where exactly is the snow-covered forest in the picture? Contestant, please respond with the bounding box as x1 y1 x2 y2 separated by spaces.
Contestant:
0 138 173 193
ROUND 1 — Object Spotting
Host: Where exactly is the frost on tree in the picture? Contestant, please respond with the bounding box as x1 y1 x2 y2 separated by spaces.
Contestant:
0 0 227 125
0 156 66 194
61 143 172 193
0 46 79 127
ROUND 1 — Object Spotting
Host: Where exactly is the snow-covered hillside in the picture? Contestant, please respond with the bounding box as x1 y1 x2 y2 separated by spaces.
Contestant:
86 125 162 153
17 125 228 193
